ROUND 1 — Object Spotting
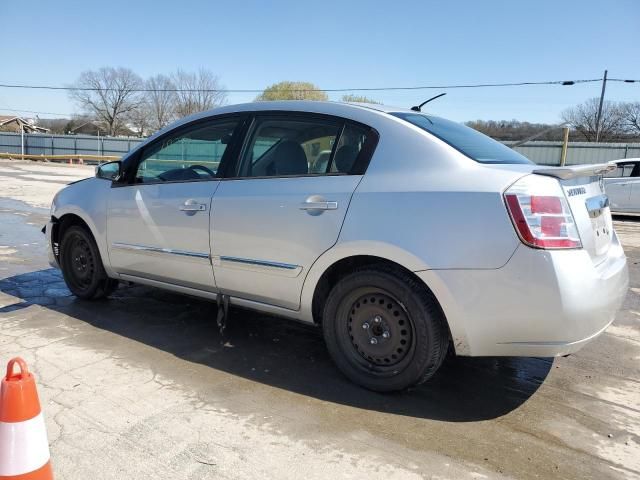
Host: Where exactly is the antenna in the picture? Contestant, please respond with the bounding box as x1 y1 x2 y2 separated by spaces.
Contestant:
410 93 447 112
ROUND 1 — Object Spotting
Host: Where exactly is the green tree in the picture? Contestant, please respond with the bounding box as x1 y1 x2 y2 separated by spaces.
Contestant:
341 94 380 104
255 81 328 101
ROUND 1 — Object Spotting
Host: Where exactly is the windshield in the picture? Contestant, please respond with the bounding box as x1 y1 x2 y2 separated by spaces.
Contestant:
391 112 533 165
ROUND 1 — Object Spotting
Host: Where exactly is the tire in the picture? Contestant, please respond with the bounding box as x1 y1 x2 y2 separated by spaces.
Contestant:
322 266 449 392
60 225 118 300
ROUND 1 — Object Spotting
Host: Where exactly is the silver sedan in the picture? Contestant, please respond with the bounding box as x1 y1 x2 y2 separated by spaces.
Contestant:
46 101 628 391
604 158 640 213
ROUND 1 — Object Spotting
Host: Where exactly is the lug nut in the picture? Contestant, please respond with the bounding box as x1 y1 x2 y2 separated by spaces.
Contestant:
374 315 382 323
362 322 370 330
382 331 390 338
370 337 378 345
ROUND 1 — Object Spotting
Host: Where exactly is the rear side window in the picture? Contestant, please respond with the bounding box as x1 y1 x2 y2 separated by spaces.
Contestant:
235 115 375 177
239 117 341 177
329 124 370 173
392 112 533 165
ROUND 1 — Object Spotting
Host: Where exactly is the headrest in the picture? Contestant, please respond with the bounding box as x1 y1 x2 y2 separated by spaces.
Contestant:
334 145 359 173
273 141 308 175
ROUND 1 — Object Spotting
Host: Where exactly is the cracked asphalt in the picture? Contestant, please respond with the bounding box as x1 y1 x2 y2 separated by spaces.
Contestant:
0 159 639 479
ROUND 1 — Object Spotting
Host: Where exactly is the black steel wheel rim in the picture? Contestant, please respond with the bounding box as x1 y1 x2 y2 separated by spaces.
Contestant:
338 287 416 374
65 234 95 291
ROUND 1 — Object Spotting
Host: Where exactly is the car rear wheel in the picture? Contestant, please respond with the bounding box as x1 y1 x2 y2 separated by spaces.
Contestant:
60 225 118 300
322 266 449 392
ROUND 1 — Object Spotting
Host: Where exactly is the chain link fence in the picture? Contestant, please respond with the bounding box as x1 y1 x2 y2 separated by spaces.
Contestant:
504 140 640 165
0 131 143 158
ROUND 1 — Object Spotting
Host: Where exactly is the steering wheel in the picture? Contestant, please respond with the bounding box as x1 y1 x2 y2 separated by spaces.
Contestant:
188 164 216 177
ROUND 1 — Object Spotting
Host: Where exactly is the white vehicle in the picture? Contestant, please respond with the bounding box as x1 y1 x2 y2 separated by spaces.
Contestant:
46 101 629 391
603 158 640 213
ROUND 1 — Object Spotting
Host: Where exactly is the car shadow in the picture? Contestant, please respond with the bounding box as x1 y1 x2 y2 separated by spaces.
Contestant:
0 268 552 422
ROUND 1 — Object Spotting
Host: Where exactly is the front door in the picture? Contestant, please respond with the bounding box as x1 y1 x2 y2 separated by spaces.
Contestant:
625 162 640 213
211 114 375 309
107 116 243 291
604 162 637 211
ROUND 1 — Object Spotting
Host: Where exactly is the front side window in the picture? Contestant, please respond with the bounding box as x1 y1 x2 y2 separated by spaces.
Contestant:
238 117 343 177
135 119 240 183
392 112 533 165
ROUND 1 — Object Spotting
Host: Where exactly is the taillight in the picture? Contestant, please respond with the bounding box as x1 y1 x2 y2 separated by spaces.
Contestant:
504 175 581 249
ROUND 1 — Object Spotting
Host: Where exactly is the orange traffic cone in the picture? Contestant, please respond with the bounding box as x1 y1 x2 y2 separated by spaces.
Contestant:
0 358 53 479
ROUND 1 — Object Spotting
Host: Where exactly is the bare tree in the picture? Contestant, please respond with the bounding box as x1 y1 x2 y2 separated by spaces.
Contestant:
37 118 71 134
622 102 640 135
125 102 153 137
171 69 226 118
255 81 328 101
145 74 176 131
466 119 571 141
68 67 144 136
561 98 625 142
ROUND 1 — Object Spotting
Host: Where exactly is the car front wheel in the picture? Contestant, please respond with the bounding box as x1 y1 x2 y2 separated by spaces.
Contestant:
60 225 118 300
322 266 449 392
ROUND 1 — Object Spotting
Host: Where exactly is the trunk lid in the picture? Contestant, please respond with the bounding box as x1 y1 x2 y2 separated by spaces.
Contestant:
534 163 615 264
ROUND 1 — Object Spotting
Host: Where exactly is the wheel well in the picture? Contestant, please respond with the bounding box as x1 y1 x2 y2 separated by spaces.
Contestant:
50 214 92 261
311 255 445 327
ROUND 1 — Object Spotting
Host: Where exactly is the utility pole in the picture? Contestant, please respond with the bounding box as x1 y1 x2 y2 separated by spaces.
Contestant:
560 126 570 166
20 122 24 160
595 69 608 143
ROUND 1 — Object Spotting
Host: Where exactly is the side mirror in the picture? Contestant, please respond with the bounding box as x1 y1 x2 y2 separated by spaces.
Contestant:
95 161 121 181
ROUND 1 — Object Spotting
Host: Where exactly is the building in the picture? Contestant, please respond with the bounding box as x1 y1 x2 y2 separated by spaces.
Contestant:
0 115 49 134
69 120 136 137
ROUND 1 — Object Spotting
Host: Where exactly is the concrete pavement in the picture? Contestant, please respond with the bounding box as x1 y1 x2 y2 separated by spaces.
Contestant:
0 159 638 479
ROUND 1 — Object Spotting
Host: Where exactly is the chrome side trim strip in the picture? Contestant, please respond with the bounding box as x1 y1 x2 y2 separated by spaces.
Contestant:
220 256 298 270
111 242 210 259
212 255 302 277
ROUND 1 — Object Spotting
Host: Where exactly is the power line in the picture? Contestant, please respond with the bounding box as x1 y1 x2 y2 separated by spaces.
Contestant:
1 76 636 118
0 106 74 117
0 78 613 93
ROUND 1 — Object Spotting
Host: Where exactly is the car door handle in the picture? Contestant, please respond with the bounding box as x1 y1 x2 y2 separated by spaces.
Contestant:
180 201 207 212
299 201 338 211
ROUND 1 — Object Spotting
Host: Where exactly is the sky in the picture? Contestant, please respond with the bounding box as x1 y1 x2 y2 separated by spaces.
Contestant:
0 0 638 124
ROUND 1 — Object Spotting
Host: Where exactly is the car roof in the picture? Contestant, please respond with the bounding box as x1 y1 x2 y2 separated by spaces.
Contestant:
143 101 415 146
193 100 414 117
614 158 640 163
338 102 416 114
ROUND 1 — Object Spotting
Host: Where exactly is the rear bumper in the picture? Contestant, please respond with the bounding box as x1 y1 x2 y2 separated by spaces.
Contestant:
418 233 629 357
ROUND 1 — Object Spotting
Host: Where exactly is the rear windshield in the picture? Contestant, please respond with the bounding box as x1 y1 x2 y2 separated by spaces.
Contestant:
391 112 533 165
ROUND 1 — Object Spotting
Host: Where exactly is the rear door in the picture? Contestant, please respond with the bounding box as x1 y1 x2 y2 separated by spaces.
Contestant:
625 161 640 213
210 113 377 309
603 162 636 212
